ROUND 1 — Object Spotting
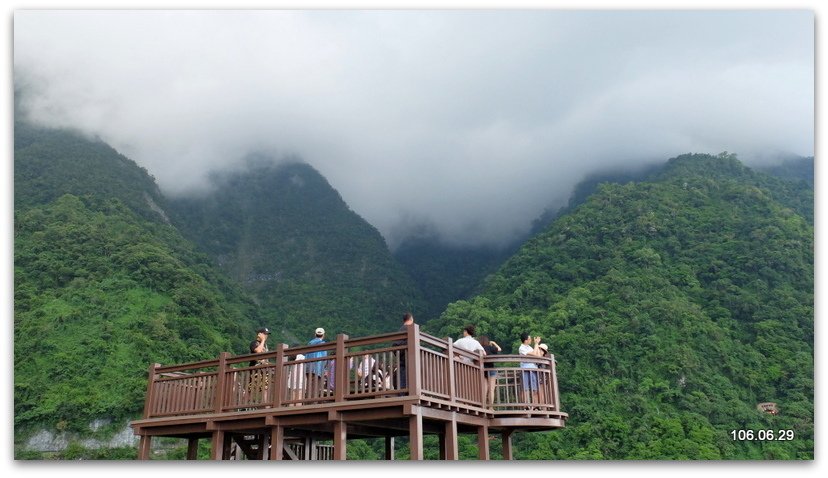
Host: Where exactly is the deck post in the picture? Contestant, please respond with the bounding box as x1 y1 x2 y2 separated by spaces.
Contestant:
406 324 421 397
186 437 199 460
438 433 445 459
443 413 458 460
272 343 286 408
478 350 486 406
258 433 269 460
409 410 423 460
138 435 152 460
502 430 513 460
333 419 347 460
335 333 349 403
385 436 394 460
214 352 230 414
304 437 312 460
142 363 160 419
550 354 560 410
269 423 284 460
210 429 226 460
445 338 456 403
477 425 490 460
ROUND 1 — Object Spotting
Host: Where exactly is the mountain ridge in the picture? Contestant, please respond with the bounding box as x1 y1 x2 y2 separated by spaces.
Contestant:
427 152 813 459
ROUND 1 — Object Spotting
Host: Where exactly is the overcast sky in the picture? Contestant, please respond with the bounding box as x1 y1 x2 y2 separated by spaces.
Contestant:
13 10 814 248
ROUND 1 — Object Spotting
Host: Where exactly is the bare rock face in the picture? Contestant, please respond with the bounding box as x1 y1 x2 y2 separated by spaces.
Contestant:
25 429 69 452
23 421 139 452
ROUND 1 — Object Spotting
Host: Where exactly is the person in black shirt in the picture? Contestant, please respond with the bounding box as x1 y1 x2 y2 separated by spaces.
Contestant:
479 335 501 409
249 327 271 366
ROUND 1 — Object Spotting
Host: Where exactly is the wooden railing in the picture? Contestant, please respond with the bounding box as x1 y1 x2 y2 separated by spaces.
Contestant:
141 325 560 419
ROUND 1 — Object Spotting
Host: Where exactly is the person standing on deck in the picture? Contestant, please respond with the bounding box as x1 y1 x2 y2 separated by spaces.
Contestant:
519 332 542 408
305 327 328 400
479 335 501 409
249 327 271 366
453 324 486 358
247 327 272 404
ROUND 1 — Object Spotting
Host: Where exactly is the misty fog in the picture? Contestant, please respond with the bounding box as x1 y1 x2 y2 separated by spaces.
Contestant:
13 10 814 248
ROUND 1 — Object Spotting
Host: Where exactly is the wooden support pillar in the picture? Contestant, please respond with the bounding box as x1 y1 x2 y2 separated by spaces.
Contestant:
477 425 490 460
259 433 270 460
269 424 284 460
210 429 226 460
138 435 152 460
438 433 446 460
443 415 458 460
385 436 395 460
304 437 312 460
186 437 199 460
502 430 513 460
333 420 347 460
409 412 423 460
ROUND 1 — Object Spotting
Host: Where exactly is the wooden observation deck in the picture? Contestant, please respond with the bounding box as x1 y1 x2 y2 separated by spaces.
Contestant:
130 325 567 460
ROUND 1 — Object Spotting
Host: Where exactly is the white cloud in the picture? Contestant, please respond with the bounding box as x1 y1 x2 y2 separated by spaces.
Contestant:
13 10 814 248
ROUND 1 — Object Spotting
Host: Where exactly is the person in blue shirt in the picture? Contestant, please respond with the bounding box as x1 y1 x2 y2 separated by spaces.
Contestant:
305 327 328 400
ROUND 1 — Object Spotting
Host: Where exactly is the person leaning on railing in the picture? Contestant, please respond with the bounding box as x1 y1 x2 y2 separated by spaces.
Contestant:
453 324 485 361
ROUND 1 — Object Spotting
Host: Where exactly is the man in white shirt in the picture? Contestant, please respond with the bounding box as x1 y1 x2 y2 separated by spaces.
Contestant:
454 325 485 354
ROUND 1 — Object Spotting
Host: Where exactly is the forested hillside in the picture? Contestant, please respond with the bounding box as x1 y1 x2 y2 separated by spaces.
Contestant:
14 122 262 438
427 153 813 459
166 156 425 340
14 120 170 223
14 116 813 461
393 235 514 323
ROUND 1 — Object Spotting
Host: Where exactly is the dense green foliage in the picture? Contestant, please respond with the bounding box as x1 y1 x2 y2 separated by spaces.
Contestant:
530 163 664 235
14 123 261 440
393 235 514 322
427 153 813 459
167 157 425 340
14 120 170 224
757 156 814 187
14 113 813 461
14 194 258 431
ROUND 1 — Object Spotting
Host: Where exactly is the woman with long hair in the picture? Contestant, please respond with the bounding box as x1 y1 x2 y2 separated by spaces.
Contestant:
478 335 501 409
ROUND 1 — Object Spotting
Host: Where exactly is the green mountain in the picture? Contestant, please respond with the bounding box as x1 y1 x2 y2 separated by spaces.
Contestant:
756 156 814 187
427 152 813 459
14 115 813 462
14 122 261 437
393 235 515 323
14 120 170 224
166 156 425 340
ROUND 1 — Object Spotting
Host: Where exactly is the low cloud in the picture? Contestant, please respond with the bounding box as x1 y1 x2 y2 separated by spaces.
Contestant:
14 10 814 248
